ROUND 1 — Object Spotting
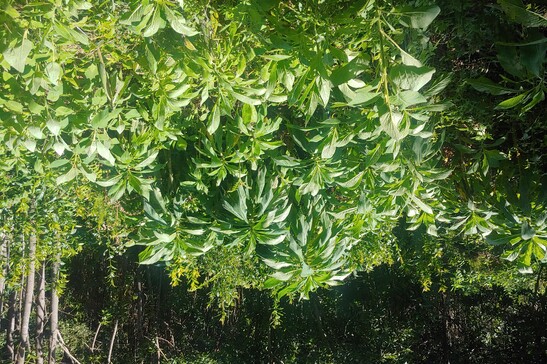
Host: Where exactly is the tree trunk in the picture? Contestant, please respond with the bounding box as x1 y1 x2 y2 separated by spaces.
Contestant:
0 233 8 317
4 289 17 361
1 234 16 361
48 252 61 364
16 232 37 364
36 262 47 364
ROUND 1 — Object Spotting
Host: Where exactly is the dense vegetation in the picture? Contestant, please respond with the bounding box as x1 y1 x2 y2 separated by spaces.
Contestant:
0 0 545 362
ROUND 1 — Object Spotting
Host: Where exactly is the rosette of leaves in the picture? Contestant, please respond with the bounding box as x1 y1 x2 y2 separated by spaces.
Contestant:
212 168 291 255
260 210 353 300
485 169 547 271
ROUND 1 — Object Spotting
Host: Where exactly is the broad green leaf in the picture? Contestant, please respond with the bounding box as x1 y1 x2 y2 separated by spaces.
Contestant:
379 108 404 141
390 65 435 91
392 90 427 108
498 0 547 27
242 104 257 125
3 100 24 113
55 106 74 117
80 167 97 182
45 62 62 85
318 78 331 106
23 139 36 152
135 151 159 169
46 119 61 136
49 159 70 169
91 110 111 129
3 39 33 73
467 77 516 95
53 142 66 156
261 54 292 61
330 59 362 86
164 7 198 36
143 8 165 37
223 200 248 223
398 5 441 30
96 141 115 165
347 88 380 106
409 194 434 215
522 89 545 113
28 126 44 139
321 135 337 159
56 167 78 185
96 174 122 187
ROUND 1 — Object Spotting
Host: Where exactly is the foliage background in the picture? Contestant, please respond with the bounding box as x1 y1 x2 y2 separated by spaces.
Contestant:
0 0 545 363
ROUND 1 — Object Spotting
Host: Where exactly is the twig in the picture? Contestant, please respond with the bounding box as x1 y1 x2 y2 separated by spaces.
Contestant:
154 336 167 362
57 331 82 364
107 320 118 364
91 323 102 352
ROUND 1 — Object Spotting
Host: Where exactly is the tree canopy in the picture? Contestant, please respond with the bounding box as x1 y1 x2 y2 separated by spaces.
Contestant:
0 0 546 362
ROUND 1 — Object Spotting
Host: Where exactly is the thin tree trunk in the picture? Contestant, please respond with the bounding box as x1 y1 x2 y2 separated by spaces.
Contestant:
107 320 118 364
16 234 26 339
4 289 17 361
48 252 61 364
16 232 37 364
1 235 15 361
0 233 8 317
36 262 47 364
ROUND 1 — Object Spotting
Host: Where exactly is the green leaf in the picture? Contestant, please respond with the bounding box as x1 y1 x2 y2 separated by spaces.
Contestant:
231 91 261 106
467 77 516 95
207 103 221 134
522 89 545 113
49 159 71 169
143 8 165 37
164 7 198 36
56 167 78 185
28 126 44 139
45 62 62 85
392 90 427 108
409 194 434 215
398 5 441 30
223 200 248 223
330 59 362 86
273 155 300 167
22 139 36 152
96 174 122 187
91 109 115 129
347 88 380 106
96 141 116 165
496 93 526 109
321 134 337 159
242 104 257 125
521 221 535 240
2 100 23 113
498 0 547 27
379 108 404 141
46 119 62 136
3 39 33 73
318 78 331 106
390 65 435 91
80 167 97 182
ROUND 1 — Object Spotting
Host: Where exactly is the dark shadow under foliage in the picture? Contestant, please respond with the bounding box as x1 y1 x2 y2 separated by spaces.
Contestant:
61 242 546 364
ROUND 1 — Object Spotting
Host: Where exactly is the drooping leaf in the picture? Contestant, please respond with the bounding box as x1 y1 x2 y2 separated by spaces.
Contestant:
467 77 517 95
398 5 441 30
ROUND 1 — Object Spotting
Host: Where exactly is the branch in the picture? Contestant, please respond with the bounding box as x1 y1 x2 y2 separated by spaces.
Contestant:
57 331 82 364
